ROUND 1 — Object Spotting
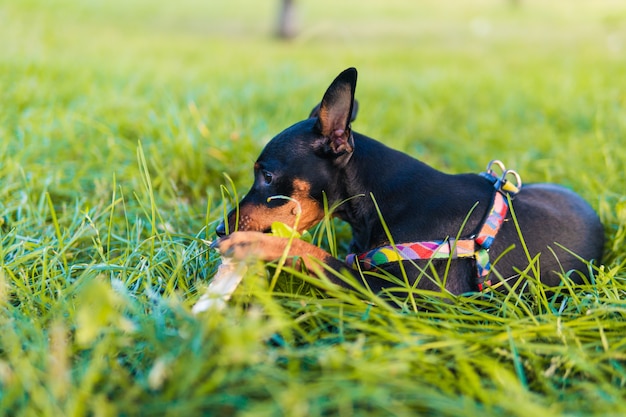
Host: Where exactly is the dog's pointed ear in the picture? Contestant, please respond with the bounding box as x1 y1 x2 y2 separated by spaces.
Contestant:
309 99 358 122
313 68 357 156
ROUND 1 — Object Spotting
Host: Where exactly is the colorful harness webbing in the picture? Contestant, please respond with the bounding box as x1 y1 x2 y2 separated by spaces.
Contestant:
345 160 521 291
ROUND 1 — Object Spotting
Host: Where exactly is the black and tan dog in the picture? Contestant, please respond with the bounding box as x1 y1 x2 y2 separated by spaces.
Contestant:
215 68 604 295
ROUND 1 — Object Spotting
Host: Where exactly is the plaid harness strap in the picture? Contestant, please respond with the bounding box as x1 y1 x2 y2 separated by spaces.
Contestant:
345 160 521 291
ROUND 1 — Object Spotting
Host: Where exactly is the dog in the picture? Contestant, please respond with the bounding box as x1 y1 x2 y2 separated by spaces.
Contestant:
215 68 604 295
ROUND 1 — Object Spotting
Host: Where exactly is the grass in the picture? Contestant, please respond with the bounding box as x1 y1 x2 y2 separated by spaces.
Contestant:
1 0 626 415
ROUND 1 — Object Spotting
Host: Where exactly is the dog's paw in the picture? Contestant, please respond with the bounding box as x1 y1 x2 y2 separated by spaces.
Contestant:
215 231 287 262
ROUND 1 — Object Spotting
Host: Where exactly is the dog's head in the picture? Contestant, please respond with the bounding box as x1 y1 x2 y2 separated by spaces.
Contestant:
216 68 359 236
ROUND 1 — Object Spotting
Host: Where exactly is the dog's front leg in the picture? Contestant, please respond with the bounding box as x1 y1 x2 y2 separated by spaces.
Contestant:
215 231 351 286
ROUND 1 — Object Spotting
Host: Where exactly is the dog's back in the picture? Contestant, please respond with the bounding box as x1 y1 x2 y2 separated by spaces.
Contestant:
491 183 604 288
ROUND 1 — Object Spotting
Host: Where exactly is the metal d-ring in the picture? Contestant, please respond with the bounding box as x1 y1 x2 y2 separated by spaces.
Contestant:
485 160 522 195
485 159 506 177
501 169 522 195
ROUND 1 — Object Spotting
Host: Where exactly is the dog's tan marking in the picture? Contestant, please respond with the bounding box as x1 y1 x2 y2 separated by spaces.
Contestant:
234 179 324 233
290 179 325 231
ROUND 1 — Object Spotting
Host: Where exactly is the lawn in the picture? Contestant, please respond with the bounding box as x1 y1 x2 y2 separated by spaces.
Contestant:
1 0 626 415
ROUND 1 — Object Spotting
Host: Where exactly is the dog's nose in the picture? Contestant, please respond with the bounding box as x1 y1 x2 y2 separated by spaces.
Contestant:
215 220 226 237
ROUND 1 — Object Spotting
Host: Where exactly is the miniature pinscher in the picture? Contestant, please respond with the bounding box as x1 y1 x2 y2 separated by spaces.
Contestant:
215 68 604 295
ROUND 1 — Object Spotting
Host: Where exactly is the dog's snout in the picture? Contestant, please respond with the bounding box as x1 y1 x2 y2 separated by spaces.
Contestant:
215 220 227 237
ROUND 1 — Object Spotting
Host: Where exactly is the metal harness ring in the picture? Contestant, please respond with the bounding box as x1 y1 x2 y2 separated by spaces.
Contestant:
501 169 522 195
485 160 522 195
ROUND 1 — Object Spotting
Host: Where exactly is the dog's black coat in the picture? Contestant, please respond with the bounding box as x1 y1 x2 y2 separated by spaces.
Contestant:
217 68 604 295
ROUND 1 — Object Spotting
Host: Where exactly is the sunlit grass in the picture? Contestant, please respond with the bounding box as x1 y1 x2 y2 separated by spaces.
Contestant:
1 0 625 415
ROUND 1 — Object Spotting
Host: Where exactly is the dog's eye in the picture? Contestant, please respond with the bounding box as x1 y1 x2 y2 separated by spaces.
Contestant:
262 170 273 185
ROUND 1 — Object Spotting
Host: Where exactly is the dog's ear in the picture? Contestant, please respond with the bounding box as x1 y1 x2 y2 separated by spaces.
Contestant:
309 100 358 122
313 68 357 157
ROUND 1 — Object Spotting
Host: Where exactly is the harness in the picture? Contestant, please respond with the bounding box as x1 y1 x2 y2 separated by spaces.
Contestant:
345 160 522 291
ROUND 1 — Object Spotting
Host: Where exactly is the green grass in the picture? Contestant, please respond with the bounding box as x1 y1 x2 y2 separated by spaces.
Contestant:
1 0 626 415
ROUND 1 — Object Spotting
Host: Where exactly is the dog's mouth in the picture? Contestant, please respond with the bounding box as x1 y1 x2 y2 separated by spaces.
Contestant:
216 195 324 238
214 219 273 238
